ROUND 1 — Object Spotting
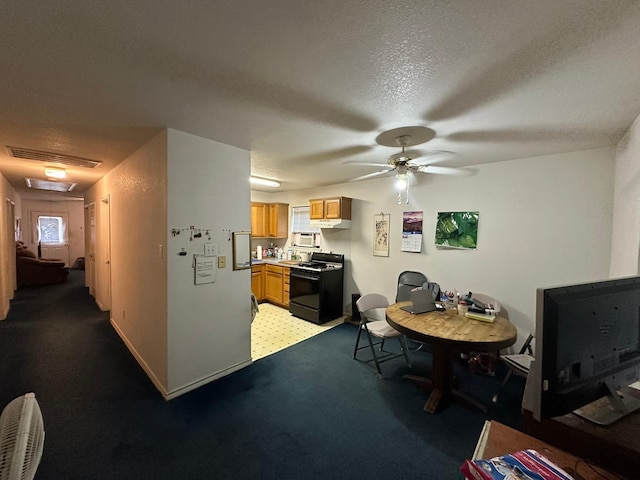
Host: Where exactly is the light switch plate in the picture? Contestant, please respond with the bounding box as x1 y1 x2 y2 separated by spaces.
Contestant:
218 256 226 268
204 243 218 256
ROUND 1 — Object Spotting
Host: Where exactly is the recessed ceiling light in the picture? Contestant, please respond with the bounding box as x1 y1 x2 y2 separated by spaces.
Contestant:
44 167 66 179
250 176 280 188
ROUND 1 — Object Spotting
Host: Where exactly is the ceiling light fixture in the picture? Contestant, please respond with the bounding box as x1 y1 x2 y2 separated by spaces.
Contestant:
250 176 280 188
44 167 66 179
395 165 409 204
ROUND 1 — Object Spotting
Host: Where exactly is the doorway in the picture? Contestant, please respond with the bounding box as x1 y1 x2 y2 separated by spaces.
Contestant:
84 203 96 295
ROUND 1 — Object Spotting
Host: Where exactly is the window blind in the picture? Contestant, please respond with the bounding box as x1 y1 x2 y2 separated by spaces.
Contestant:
291 206 320 234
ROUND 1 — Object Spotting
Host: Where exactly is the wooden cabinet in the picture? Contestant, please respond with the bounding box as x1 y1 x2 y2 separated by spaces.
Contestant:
251 265 264 301
268 203 288 238
309 197 352 220
262 264 291 307
310 199 325 220
283 267 290 307
251 203 267 237
265 264 283 304
251 202 289 238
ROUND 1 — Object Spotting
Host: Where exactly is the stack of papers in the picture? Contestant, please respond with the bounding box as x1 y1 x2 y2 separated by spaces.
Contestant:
465 311 496 323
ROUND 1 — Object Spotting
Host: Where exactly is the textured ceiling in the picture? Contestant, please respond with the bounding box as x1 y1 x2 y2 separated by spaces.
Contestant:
1 1 639 198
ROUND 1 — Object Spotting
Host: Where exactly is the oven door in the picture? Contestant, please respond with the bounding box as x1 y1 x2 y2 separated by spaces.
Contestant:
289 269 321 310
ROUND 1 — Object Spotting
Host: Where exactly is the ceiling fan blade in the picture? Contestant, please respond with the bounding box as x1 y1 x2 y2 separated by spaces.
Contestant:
416 165 469 175
343 161 394 168
349 169 393 182
407 150 455 166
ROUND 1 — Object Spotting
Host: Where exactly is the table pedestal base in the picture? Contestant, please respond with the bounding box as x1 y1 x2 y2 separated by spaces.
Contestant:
404 374 488 413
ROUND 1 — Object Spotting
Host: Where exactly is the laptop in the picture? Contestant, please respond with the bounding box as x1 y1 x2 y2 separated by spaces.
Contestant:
401 287 438 314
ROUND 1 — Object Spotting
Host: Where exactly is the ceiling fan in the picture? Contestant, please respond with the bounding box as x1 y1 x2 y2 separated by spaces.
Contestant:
345 126 463 204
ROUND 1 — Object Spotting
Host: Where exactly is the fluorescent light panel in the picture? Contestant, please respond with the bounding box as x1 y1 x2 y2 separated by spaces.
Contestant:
250 176 280 188
25 178 77 192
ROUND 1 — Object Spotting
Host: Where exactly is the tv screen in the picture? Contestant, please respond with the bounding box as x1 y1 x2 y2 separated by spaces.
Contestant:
532 276 640 425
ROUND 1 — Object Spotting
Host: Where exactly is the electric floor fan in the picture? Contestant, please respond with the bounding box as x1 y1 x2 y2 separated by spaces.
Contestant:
0 393 45 480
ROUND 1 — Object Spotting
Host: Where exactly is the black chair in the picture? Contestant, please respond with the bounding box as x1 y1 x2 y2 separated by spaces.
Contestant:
396 271 428 302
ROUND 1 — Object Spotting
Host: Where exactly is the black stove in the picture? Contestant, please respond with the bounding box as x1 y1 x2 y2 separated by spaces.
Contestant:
289 252 344 324
295 254 344 272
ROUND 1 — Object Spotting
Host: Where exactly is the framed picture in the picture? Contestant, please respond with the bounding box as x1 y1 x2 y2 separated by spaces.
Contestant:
435 211 479 250
373 213 389 257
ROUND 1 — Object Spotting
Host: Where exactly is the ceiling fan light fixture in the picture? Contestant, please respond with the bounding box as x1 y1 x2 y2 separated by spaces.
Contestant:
250 176 280 188
395 172 408 190
395 170 410 204
44 167 66 179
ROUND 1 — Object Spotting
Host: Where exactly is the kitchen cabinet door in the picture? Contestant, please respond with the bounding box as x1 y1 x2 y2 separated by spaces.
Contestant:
324 197 352 219
251 203 267 237
268 203 289 238
265 265 283 304
309 199 324 219
251 265 264 301
283 267 290 307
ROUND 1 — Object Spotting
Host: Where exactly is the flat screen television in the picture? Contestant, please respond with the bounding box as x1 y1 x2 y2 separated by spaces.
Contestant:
532 276 640 425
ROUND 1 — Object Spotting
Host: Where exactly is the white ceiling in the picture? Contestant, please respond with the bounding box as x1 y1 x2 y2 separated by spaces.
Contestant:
1 1 639 198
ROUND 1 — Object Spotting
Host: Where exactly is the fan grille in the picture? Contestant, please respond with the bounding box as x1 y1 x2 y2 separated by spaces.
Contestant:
0 393 45 480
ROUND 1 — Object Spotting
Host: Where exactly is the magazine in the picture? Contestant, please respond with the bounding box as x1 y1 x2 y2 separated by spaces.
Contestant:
460 449 575 480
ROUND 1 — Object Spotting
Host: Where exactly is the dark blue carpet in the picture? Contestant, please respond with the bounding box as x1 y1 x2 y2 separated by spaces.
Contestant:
0 271 525 479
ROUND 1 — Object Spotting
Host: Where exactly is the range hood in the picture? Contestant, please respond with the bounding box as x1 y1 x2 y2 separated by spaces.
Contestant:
309 219 352 229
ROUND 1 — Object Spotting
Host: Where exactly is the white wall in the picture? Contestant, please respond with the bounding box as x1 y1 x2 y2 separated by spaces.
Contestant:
0 173 20 320
255 146 615 349
610 113 640 276
166 129 252 396
85 130 170 391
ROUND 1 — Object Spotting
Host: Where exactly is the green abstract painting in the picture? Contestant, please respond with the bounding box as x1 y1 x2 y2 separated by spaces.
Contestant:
435 211 479 250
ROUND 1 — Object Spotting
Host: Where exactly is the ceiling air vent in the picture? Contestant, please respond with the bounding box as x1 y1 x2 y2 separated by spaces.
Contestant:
25 178 77 192
7 146 102 168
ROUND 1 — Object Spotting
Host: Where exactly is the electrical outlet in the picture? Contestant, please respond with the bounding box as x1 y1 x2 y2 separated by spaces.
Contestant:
218 256 226 268
205 243 217 256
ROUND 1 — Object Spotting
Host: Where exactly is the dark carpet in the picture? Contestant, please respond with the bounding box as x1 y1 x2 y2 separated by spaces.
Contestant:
0 271 526 479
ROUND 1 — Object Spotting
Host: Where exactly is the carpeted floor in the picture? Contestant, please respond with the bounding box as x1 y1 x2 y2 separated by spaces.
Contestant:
0 271 526 479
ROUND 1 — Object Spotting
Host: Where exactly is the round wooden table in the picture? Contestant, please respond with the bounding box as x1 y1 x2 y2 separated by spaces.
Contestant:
386 302 517 413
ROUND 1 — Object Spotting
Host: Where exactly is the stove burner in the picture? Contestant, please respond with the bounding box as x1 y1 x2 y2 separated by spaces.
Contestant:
298 261 325 268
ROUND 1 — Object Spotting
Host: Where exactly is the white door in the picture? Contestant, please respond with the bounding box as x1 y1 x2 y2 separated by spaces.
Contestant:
85 203 96 294
30 211 70 266
98 196 111 311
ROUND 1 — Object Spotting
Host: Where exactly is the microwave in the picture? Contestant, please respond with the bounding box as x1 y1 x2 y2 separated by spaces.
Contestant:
296 234 315 247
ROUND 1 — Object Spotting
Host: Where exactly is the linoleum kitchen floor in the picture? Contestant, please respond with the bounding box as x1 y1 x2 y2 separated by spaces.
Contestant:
251 303 343 360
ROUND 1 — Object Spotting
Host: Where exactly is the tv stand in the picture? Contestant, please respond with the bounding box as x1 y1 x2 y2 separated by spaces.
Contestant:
523 386 640 479
573 381 640 426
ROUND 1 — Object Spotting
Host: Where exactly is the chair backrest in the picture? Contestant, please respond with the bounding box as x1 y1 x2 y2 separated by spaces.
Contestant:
396 271 428 302
519 333 534 355
356 293 389 322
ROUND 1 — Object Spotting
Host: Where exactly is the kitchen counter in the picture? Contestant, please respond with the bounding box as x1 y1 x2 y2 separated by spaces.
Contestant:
252 259 301 266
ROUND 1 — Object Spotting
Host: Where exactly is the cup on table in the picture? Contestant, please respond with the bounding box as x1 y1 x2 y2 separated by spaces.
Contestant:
457 302 469 315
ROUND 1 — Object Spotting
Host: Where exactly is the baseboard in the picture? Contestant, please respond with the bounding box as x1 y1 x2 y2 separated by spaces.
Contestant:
164 359 253 400
109 316 253 401
109 317 169 398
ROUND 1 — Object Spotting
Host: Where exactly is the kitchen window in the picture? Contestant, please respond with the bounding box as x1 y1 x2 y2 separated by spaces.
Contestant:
291 206 320 247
